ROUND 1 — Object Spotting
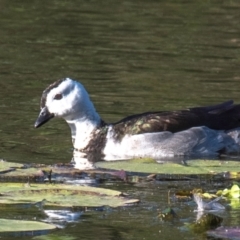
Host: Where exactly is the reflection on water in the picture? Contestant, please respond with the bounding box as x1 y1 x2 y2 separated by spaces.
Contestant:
1 0 240 165
0 0 240 239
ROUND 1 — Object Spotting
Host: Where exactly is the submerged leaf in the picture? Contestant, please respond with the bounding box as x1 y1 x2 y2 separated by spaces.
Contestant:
158 208 178 221
190 213 222 233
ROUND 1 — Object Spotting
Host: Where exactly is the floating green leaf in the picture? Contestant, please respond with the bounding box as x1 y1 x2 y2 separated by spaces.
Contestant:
0 160 46 182
0 218 55 233
0 160 24 173
230 198 240 209
0 183 139 207
217 184 240 199
96 158 240 175
34 234 75 240
229 184 240 199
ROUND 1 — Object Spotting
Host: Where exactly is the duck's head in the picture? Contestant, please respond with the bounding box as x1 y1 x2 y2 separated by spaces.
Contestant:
34 78 97 128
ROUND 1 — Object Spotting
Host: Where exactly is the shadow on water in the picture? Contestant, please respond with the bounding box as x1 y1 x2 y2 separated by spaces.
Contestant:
0 0 240 239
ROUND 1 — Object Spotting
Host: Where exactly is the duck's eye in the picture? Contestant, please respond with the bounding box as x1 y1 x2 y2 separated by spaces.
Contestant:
54 94 63 100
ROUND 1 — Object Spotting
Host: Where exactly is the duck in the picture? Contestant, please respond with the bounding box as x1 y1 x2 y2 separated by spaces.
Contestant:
34 78 240 164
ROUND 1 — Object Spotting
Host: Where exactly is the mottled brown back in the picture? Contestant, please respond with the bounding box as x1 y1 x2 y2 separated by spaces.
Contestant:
112 100 240 140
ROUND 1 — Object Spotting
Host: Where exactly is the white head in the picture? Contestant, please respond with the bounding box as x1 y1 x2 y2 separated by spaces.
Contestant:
34 78 101 128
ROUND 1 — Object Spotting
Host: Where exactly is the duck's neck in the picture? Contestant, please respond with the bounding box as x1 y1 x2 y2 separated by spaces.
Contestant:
62 82 105 151
65 110 103 150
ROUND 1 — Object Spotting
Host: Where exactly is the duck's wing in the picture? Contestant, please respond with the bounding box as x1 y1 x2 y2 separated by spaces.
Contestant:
112 100 240 140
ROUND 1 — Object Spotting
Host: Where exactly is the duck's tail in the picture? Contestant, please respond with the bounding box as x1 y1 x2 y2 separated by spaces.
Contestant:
202 100 240 131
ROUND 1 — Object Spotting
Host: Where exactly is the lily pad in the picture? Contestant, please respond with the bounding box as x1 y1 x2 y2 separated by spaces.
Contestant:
96 158 240 175
0 160 24 173
0 160 46 182
0 218 55 233
218 184 240 199
0 168 46 179
0 183 139 207
34 234 75 240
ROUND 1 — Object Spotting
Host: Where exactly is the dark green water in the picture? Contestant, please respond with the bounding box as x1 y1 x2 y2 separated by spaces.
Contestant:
0 0 240 239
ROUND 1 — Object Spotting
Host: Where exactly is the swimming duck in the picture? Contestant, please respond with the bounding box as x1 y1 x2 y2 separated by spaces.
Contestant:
34 78 240 163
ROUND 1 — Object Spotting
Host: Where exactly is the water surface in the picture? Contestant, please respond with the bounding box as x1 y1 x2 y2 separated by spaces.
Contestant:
0 0 240 239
